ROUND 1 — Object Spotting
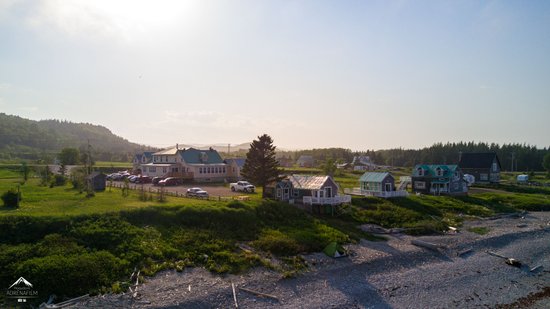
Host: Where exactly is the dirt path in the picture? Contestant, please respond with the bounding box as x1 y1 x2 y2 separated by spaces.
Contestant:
76 212 550 308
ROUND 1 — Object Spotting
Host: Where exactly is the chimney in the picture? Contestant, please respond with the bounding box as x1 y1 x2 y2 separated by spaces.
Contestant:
176 143 179 150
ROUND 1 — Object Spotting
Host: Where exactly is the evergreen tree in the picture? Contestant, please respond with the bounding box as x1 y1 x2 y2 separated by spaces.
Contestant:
241 134 281 198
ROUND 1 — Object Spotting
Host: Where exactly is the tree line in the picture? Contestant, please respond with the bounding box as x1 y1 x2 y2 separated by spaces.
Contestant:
280 142 549 171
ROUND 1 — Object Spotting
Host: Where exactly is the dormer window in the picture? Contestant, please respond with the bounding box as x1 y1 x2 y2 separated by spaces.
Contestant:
436 167 443 177
417 167 424 176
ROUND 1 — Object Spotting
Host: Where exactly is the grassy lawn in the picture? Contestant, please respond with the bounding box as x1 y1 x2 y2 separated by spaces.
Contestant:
0 166 548 304
0 179 229 217
94 161 133 168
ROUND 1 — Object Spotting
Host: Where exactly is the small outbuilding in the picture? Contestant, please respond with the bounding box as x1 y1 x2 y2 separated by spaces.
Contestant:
87 172 106 191
360 172 395 193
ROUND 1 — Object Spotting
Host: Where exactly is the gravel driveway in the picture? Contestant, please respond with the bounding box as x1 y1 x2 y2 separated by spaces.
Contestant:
75 212 550 308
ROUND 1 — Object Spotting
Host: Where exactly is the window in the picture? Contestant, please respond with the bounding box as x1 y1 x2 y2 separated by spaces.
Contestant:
223 167 226 173
417 167 424 176
293 190 299 197
276 188 281 197
143 167 148 173
453 182 459 190
436 167 443 176
480 173 488 181
207 167 211 174
415 181 426 189
163 167 167 173
150 167 156 172
492 162 498 172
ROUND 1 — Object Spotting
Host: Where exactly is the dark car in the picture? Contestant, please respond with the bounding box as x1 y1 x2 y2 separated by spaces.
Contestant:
152 177 164 185
135 176 152 184
159 177 180 186
186 187 209 199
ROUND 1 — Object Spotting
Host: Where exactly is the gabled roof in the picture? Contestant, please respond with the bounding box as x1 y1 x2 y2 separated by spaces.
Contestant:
459 152 501 169
414 164 459 177
87 172 105 179
134 151 154 161
224 158 246 168
154 147 179 155
352 156 371 165
359 172 392 183
180 148 224 164
288 175 335 190
142 152 154 159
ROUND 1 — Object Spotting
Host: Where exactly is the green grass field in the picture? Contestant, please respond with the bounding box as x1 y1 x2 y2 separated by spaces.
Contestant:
94 161 133 168
0 166 548 305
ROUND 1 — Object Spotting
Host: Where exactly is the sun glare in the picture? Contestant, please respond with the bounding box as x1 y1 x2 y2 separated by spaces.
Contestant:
36 0 199 40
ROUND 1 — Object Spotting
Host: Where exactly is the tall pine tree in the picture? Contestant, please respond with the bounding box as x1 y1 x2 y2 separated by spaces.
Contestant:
241 134 280 198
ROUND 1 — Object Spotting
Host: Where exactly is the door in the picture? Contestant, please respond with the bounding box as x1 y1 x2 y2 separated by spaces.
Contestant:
283 188 289 200
325 187 332 198
385 183 392 192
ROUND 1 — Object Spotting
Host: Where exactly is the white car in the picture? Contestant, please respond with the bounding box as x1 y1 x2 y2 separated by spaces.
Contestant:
230 181 255 193
186 187 209 198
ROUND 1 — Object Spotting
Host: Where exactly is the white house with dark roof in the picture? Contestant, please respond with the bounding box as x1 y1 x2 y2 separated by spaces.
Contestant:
139 146 228 182
224 158 246 181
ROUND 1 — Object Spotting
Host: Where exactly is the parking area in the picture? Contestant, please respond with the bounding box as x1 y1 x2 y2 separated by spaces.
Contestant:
111 182 257 199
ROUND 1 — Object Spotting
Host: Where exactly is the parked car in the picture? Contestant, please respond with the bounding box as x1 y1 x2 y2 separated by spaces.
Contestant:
230 181 255 193
135 175 151 184
159 177 180 186
128 175 139 183
152 177 164 185
186 187 209 198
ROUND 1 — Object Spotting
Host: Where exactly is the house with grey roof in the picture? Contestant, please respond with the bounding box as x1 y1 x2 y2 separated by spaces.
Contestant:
265 175 351 214
296 155 315 168
132 151 154 169
224 158 246 181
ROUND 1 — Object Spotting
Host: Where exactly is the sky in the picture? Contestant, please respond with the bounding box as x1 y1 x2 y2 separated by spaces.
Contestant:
0 0 549 150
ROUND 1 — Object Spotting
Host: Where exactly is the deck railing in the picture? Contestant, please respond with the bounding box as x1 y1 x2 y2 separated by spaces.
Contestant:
344 188 409 198
302 195 352 205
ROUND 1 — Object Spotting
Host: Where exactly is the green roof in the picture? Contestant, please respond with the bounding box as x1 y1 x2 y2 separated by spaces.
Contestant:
359 172 391 183
413 164 458 177
180 148 224 164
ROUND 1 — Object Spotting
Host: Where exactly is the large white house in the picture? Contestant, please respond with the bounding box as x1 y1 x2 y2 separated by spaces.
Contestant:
137 146 229 182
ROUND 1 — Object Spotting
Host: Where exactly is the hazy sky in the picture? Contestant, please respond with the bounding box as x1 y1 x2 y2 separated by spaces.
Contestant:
1 0 549 150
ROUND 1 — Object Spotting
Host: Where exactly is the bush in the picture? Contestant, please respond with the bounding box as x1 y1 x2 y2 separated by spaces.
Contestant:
252 229 301 255
15 251 129 297
52 175 66 186
1 189 21 208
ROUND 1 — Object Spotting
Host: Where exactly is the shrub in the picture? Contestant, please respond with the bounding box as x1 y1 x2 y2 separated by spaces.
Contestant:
1 189 21 208
15 251 129 297
52 175 66 186
252 229 301 255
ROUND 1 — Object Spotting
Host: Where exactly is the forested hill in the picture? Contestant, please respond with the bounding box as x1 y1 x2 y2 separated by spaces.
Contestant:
0 113 154 161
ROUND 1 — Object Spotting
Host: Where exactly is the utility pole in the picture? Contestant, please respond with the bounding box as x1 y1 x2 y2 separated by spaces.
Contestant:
227 143 230 155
